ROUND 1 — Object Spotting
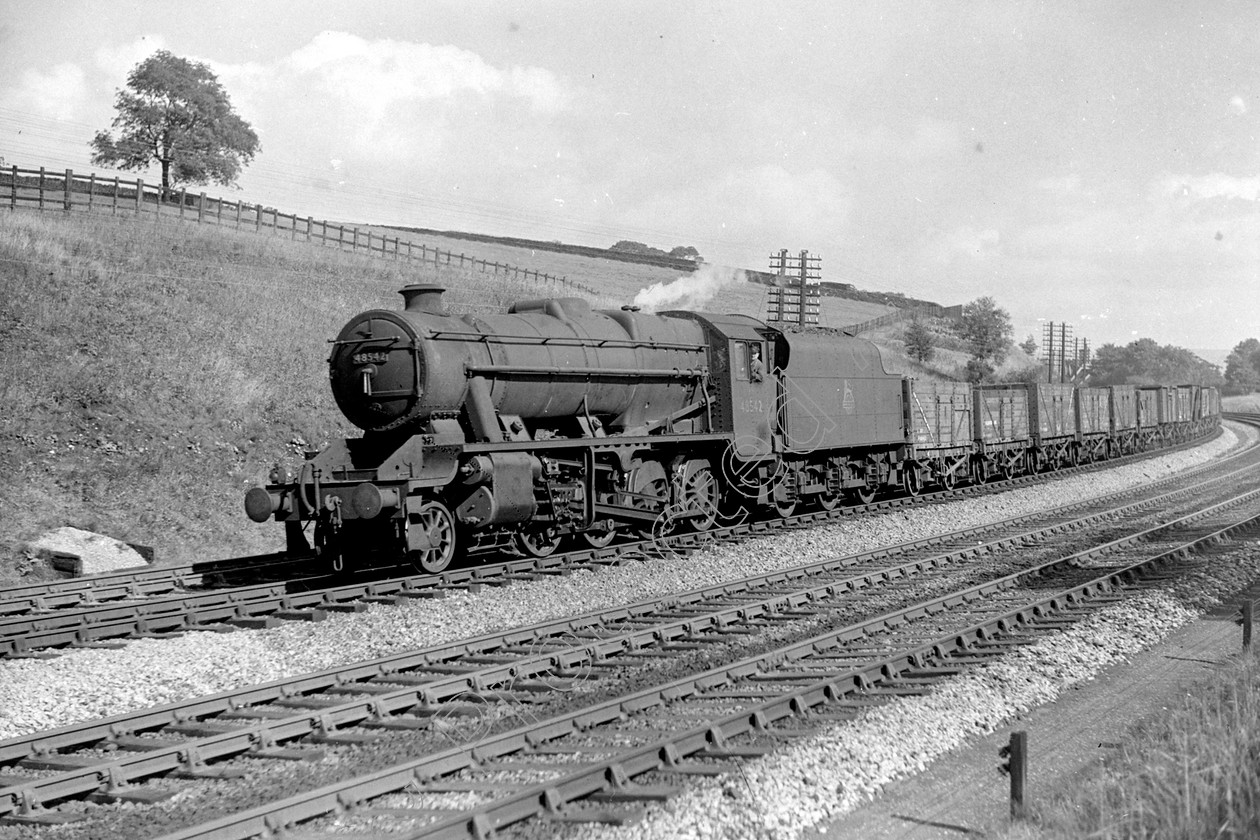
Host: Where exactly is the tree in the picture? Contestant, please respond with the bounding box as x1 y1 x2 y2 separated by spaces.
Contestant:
1089 338 1223 386
91 50 260 196
958 296 1013 364
904 317 935 363
1224 338 1260 393
1019 334 1038 357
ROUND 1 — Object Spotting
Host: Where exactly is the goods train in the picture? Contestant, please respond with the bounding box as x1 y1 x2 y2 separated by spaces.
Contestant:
245 285 1221 572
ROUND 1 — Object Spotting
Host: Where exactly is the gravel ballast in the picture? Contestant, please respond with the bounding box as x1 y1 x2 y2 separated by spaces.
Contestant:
0 427 1247 743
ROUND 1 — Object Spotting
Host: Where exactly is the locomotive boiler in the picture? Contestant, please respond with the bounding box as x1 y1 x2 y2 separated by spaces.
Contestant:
248 285 733 571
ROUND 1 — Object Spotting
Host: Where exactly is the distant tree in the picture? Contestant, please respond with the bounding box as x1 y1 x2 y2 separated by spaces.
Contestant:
958 296 1013 364
904 317 935 363
1089 338 1223 386
1019 334 1038 357
1224 338 1260 393
90 50 260 196
610 240 667 257
668 245 703 263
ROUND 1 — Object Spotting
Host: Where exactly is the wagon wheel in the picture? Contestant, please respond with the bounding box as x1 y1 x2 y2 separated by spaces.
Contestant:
408 501 457 574
515 527 560 558
774 494 798 518
972 459 990 485
939 460 956 490
1000 458 1018 481
817 460 842 510
849 484 877 506
902 467 922 497
677 459 719 531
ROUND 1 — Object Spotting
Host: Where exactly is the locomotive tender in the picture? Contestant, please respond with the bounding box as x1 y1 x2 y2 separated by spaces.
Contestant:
245 285 1220 572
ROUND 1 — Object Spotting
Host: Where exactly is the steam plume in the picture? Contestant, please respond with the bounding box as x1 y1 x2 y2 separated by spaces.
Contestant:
632 264 746 312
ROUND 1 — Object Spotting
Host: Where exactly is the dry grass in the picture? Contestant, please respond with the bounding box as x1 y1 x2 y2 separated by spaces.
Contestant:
1015 650 1260 839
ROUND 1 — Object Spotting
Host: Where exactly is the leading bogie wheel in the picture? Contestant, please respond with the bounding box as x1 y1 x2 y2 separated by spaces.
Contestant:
515 527 561 558
582 523 618 549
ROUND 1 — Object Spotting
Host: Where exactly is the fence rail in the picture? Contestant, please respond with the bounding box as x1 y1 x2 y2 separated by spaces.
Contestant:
1 165 596 295
847 302 961 334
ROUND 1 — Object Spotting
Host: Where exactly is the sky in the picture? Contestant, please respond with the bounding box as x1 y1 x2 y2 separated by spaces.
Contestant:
1 2 1257 359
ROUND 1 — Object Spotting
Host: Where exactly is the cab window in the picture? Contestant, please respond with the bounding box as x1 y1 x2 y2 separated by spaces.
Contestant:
733 342 749 381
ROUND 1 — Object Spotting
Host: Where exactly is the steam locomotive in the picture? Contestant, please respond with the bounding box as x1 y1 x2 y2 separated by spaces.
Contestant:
245 284 1220 572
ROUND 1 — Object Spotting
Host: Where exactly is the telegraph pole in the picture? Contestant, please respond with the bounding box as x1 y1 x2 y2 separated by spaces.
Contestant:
766 249 821 326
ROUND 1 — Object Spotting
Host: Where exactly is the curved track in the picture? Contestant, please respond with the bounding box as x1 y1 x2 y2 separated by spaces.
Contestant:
0 418 1254 833
0 428 1226 658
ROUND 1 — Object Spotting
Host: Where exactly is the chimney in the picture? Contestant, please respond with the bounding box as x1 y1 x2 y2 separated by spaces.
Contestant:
399 284 446 314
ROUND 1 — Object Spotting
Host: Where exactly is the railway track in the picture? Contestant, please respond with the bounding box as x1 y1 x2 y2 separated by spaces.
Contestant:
0 421 1256 834
0 428 1227 659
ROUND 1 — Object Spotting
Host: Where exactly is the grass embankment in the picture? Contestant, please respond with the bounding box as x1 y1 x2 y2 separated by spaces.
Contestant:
0 210 548 578
1018 650 1260 839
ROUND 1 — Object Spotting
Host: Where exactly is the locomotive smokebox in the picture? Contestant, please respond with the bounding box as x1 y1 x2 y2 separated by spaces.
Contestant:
399 284 445 314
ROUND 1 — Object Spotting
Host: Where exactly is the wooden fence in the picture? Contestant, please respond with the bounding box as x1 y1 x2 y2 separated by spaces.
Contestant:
847 302 962 334
1 165 596 295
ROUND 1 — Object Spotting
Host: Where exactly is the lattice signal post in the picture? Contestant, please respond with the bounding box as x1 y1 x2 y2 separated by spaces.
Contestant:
1041 322 1090 383
766 249 821 326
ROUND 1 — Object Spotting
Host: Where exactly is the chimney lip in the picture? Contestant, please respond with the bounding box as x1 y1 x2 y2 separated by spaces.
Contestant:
399 284 446 314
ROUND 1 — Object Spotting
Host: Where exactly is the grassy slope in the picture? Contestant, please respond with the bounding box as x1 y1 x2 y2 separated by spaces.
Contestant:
0 210 932 579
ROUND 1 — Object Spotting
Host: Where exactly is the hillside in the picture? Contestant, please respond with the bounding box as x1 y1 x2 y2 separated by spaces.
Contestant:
353 223 899 328
0 209 947 578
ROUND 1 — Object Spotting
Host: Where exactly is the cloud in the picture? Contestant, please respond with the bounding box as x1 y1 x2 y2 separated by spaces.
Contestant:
94 35 169 81
4 63 87 119
1036 174 1084 196
924 225 1001 264
621 165 853 258
1230 95 1247 115
1154 173 1260 202
279 31 566 114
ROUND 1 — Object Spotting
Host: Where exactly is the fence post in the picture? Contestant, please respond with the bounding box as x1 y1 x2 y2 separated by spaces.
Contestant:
1244 600 1254 649
999 731 1027 819
38 167 45 210
9 165 16 210
87 173 95 210
198 192 206 223
136 179 143 215
307 217 314 242
63 169 73 211
235 201 241 228
255 204 261 232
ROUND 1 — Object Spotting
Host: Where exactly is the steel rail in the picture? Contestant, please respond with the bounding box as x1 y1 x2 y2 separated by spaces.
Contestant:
142 488 1260 840
0 425 1234 658
2 457 1257 823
